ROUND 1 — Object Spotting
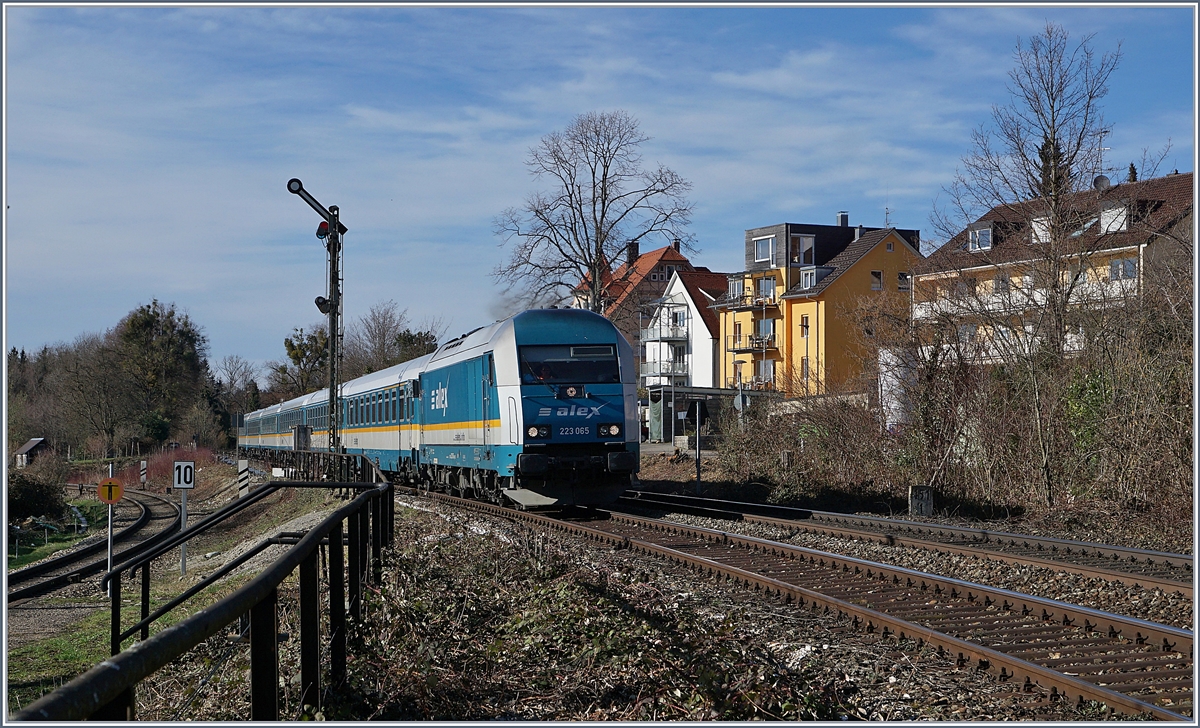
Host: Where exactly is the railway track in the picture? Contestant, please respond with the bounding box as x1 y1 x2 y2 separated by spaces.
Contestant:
410 490 1193 720
620 491 1193 598
7 487 181 604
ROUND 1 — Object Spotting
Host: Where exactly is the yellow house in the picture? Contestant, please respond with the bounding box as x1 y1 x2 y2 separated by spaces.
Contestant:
714 218 923 396
912 171 1193 361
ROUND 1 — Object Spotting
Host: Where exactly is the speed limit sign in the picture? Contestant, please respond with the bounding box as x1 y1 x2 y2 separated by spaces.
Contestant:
173 461 195 489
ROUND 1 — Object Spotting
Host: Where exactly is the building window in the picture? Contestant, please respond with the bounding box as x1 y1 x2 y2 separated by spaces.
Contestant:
1031 216 1050 244
665 265 677 277
671 310 687 327
754 236 775 263
791 234 814 265
755 317 774 339
800 315 809 338
969 226 992 251
801 270 816 289
886 241 894 252
1109 257 1138 280
756 358 774 382
756 277 776 300
898 271 911 291
1100 204 1127 234
957 324 978 343
728 279 744 299
870 270 883 290
993 273 1009 294
951 278 977 300
650 273 660 281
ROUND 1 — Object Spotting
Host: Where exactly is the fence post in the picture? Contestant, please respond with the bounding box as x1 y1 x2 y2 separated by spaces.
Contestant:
386 483 394 547
250 588 279 721
371 493 383 583
110 570 122 655
299 550 320 713
358 507 369 586
141 562 151 641
329 520 346 684
348 508 361 621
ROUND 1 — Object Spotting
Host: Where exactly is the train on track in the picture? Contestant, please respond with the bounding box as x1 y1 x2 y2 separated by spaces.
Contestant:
238 308 639 507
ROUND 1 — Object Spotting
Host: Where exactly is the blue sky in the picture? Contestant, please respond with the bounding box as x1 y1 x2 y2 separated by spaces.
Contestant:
4 5 1194 375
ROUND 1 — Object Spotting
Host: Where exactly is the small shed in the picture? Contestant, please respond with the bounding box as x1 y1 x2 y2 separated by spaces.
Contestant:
13 438 48 469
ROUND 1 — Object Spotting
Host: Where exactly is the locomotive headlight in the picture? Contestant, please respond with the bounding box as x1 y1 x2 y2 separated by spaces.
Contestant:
598 423 622 438
527 425 551 440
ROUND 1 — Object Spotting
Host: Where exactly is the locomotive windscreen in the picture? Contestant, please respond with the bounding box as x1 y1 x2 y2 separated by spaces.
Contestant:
519 344 620 384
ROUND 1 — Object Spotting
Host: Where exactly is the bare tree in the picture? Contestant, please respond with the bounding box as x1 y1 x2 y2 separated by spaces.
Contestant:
494 110 693 311
342 300 446 379
924 23 1125 507
215 354 260 415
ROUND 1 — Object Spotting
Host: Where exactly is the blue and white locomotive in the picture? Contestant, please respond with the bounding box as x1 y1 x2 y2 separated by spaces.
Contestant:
238 308 639 507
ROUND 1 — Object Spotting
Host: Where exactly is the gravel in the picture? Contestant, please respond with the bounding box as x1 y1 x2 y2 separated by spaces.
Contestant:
646 511 1194 631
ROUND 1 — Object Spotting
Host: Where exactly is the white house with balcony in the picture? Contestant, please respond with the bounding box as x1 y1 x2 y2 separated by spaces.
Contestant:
640 269 728 389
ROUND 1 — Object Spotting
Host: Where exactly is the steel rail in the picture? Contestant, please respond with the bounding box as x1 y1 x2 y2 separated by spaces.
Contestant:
622 491 1193 596
8 489 151 584
12 483 390 722
7 491 180 603
415 492 1191 720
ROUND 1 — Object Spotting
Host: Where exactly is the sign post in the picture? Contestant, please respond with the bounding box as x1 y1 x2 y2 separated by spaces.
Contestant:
97 478 124 596
139 460 147 489
173 461 195 575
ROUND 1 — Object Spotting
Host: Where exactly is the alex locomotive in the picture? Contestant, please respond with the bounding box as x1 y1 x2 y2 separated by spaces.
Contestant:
238 309 639 507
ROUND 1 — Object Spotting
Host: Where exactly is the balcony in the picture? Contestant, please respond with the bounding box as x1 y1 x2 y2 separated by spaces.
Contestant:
713 292 780 311
727 334 777 352
640 360 689 377
640 324 689 342
724 376 776 391
912 276 1139 321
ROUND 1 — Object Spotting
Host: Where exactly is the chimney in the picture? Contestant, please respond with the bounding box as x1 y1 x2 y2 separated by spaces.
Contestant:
672 237 681 251
836 211 849 227
626 241 639 268
854 224 863 241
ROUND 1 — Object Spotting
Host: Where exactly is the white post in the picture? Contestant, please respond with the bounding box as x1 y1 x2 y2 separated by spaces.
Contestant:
180 490 188 576
107 504 114 597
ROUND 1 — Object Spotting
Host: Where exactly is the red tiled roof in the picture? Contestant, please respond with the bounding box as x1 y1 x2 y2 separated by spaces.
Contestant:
578 244 692 315
674 270 729 338
918 172 1194 275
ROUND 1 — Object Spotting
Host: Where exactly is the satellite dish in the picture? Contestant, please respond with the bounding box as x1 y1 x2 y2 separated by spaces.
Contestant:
1093 175 1111 191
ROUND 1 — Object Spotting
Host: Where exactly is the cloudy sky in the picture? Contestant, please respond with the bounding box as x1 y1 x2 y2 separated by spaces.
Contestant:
4 4 1194 374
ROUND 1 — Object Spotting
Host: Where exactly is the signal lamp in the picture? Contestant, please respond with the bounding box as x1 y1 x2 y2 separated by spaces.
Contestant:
315 296 331 314
316 221 330 239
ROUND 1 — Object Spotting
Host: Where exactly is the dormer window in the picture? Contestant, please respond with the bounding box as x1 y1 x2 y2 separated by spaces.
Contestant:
728 279 744 298
1031 216 1050 244
1100 203 1127 234
754 236 775 263
801 270 816 289
968 225 992 251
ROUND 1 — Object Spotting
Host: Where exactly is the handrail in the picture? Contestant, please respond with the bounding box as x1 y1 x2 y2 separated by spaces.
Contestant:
14 482 390 721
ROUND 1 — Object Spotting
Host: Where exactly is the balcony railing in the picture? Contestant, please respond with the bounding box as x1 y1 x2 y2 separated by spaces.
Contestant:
640 325 689 342
713 292 780 310
913 276 1139 321
727 334 777 351
724 376 776 391
640 360 689 377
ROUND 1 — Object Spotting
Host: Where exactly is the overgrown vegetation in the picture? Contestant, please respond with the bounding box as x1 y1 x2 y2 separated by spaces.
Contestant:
329 510 842 720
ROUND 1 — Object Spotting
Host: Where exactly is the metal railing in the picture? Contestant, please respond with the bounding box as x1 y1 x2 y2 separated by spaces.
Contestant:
14 455 393 722
640 324 688 341
727 334 776 351
639 360 689 376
